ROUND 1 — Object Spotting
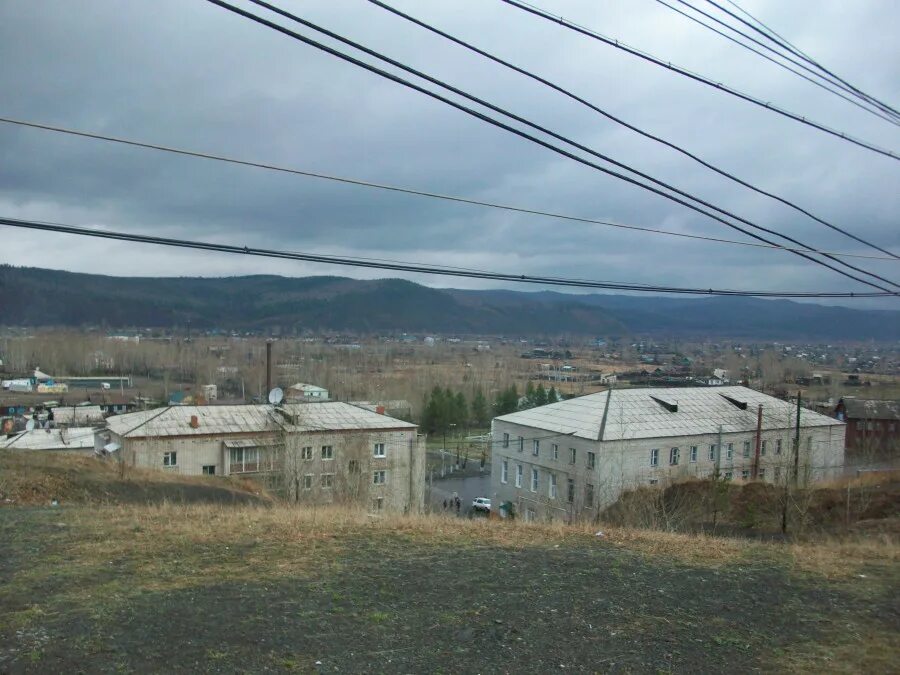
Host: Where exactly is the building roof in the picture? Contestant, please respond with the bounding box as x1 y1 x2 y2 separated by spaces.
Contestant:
1 427 96 450
495 386 842 442
288 383 328 393
839 398 900 421
106 402 416 439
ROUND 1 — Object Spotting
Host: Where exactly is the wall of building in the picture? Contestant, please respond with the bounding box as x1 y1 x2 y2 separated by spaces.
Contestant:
105 427 426 513
491 419 845 523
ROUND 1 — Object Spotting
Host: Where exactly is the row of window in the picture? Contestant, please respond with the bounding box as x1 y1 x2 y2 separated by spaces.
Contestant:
649 466 783 485
649 439 793 467
500 460 592 506
299 443 386 461
297 470 388 490
502 434 596 468
856 420 897 433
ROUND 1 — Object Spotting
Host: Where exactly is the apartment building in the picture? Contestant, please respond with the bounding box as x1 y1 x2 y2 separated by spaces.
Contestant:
491 386 845 522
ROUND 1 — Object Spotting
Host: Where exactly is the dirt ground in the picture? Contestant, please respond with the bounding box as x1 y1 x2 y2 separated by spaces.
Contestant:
1 506 897 674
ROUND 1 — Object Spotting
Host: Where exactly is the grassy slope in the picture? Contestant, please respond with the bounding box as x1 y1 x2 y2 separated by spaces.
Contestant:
0 502 896 673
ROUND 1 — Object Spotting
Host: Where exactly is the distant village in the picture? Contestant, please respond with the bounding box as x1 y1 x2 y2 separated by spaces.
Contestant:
1 331 897 518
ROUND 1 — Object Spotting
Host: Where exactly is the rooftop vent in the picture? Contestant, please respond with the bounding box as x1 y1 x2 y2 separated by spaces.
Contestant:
650 395 678 413
720 394 748 410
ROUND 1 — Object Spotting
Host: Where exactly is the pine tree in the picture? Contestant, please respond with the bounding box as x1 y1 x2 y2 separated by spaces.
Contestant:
548 386 559 403
534 382 548 407
471 389 489 427
524 381 536 408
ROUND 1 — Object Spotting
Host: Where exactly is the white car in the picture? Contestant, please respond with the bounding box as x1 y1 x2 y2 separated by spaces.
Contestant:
472 497 491 512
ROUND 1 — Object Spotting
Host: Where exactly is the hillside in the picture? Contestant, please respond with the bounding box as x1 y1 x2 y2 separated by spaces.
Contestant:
1 500 896 672
1 265 898 339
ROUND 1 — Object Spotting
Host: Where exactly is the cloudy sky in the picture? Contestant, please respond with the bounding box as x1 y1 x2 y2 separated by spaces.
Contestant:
1 0 898 308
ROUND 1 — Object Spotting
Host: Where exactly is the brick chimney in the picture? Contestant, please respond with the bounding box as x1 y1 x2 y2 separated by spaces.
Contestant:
190 415 200 429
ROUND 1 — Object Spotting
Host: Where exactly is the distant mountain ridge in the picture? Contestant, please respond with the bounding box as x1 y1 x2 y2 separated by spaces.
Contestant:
1 266 897 340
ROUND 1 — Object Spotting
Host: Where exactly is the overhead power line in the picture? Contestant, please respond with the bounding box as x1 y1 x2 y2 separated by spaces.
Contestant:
366 0 900 260
669 0 900 122
1 216 895 298
3 115 897 263
653 0 900 124
710 0 900 119
498 0 900 160
206 0 897 293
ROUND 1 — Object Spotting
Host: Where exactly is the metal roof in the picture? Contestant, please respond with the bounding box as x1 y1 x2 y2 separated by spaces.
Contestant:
106 402 416 439
495 386 842 442
1 427 96 450
840 398 900 421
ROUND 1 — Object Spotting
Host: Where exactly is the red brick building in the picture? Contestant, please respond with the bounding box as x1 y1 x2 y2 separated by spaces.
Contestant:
834 398 900 454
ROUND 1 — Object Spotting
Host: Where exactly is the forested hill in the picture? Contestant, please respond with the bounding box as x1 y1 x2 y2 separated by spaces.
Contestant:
1 266 897 340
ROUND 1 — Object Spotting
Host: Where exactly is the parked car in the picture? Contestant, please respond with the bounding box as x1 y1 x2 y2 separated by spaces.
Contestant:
472 497 491 512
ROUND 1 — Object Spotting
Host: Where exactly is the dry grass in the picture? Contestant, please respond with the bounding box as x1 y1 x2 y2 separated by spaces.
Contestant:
55 502 898 583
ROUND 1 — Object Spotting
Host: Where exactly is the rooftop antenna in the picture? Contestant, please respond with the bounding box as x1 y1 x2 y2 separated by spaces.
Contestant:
268 387 284 406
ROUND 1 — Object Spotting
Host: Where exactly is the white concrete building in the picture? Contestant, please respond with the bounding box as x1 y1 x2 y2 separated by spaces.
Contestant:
491 386 845 523
98 402 424 513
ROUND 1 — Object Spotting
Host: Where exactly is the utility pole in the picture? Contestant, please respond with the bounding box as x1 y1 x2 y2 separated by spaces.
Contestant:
265 341 273 396
793 392 802 486
752 404 763 480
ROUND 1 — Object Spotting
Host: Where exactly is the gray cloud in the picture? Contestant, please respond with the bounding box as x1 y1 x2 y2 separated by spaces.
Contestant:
1 0 898 308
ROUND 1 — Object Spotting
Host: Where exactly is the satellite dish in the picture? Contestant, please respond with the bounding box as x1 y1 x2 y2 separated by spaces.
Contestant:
25 419 35 431
268 387 284 405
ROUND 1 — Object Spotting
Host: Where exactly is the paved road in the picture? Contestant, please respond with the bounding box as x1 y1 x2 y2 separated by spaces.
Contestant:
427 473 491 515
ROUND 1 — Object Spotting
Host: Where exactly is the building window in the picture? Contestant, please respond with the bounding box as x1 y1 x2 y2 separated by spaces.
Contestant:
569 448 577 464
518 436 524 452
566 478 575 503
690 446 698 463
585 483 594 508
742 441 751 458
587 451 596 469
856 420 864 431
303 474 313 489
741 469 750 480
503 432 510 448
372 497 384 511
724 471 733 481
532 439 540 457
669 447 680 466
301 446 313 460
321 473 334 488
726 443 734 459
530 467 539 492
774 467 781 481
549 473 557 499
708 444 716 461
202 465 215 475
759 468 766 480
348 459 360 474
501 460 509 484
373 443 386 458
889 423 896 433
775 439 782 455
866 421 874 431
229 447 259 473
649 478 659 486
650 448 659 467
373 470 386 485
515 464 523 488
163 451 177 467
551 444 559 460
761 440 767 456
525 508 536 523
321 445 333 460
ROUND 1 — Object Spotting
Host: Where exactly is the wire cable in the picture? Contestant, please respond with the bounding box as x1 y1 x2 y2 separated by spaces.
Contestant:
1 215 895 297
3 115 897 263
710 0 900 119
670 0 900 121
367 0 900 260
498 0 900 160
208 0 898 292
653 0 900 124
